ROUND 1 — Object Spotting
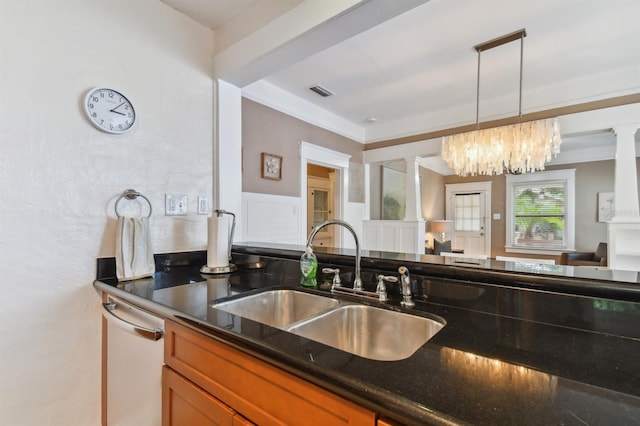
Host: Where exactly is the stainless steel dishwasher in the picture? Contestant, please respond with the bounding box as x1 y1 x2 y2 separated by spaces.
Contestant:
102 295 164 426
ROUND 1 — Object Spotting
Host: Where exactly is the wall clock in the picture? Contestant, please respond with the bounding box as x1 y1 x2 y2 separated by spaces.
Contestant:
83 87 136 134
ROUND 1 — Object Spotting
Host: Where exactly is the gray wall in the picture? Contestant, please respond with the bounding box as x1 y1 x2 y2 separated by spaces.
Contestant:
420 167 445 222
242 98 364 202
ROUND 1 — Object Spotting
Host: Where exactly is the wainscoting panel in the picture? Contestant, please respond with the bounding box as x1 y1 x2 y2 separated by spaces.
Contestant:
241 192 302 244
362 220 426 254
608 222 640 272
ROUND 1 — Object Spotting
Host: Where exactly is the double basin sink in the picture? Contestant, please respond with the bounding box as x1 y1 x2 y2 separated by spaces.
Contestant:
212 289 445 361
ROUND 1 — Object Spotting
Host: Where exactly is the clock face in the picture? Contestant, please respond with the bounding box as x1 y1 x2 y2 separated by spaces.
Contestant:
84 87 136 134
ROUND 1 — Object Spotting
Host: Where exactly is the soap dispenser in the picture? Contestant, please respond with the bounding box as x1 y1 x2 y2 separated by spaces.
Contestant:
300 245 318 287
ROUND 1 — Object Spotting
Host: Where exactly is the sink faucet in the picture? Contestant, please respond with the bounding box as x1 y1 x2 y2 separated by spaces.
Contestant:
307 219 362 290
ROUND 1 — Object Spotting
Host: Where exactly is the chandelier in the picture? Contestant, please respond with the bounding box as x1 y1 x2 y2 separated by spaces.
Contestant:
442 29 562 176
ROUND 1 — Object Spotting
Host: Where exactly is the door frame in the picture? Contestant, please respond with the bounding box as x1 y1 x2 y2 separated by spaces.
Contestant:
445 181 492 256
300 141 351 246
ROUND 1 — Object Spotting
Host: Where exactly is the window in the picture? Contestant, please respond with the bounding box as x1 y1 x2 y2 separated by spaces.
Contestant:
513 183 565 247
454 193 481 231
506 169 575 253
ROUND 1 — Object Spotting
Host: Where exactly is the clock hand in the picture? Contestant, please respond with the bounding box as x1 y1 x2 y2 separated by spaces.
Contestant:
110 102 125 113
110 110 126 116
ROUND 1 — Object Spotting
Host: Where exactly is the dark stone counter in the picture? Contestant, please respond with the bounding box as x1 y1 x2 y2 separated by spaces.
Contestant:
95 245 640 425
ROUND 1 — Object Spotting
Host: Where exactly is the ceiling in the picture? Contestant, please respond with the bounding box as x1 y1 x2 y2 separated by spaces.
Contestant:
160 0 640 151
160 0 258 29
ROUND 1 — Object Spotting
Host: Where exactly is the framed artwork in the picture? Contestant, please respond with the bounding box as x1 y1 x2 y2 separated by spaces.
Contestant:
261 152 282 180
381 166 406 220
598 192 615 222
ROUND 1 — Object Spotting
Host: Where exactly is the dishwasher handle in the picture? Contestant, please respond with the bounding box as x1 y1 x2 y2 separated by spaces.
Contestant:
103 300 164 341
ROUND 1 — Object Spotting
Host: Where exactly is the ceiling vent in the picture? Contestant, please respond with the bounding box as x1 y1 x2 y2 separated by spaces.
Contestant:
309 85 334 97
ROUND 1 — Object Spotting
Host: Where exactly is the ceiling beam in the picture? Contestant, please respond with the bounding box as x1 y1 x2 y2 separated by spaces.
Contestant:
213 0 430 87
364 93 640 151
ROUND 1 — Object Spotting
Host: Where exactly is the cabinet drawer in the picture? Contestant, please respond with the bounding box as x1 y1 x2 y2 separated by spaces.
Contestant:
163 366 238 426
377 419 401 426
165 320 375 426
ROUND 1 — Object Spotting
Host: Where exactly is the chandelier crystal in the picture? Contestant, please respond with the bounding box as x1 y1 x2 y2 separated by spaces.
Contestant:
442 118 561 176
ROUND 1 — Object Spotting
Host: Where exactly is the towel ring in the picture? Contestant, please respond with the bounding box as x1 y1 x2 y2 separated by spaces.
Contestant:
115 189 152 218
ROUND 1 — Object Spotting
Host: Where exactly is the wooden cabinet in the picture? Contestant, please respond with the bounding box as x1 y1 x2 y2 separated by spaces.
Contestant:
163 366 251 426
377 419 401 426
164 320 376 425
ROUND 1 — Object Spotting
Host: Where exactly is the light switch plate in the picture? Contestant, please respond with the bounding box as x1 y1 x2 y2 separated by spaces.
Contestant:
493 213 501 220
166 194 188 216
197 196 209 215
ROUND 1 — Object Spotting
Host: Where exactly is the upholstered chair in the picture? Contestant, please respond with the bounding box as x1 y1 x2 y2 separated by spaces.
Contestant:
560 242 608 266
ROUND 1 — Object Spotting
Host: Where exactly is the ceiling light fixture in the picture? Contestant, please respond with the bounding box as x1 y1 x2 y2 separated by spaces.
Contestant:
442 29 561 176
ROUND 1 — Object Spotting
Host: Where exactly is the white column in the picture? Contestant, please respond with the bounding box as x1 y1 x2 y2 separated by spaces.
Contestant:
611 124 640 221
404 157 422 221
214 80 243 240
608 124 640 271
363 163 371 220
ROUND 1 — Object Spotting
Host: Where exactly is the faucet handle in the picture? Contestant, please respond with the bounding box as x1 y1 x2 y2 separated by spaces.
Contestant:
376 274 398 302
322 268 341 289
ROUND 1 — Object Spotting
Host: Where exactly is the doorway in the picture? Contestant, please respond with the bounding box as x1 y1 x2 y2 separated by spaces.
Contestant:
307 164 336 247
445 182 492 256
299 141 351 248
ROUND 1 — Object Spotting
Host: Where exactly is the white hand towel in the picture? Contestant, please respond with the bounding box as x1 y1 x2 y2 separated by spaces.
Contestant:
116 217 155 281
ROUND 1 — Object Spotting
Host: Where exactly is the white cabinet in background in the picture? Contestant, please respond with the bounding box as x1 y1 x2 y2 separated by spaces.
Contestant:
307 175 334 247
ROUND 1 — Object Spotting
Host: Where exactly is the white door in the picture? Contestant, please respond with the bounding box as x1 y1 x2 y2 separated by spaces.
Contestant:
445 182 492 256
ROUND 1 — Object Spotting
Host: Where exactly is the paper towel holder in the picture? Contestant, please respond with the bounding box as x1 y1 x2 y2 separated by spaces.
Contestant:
200 209 238 275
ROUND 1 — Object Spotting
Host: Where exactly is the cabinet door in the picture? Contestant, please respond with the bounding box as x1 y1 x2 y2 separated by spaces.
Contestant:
308 187 334 247
377 419 400 426
163 366 236 426
165 320 375 425
308 187 331 227
233 414 254 426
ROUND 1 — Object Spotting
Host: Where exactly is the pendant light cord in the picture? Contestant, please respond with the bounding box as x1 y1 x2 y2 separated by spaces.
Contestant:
473 29 527 127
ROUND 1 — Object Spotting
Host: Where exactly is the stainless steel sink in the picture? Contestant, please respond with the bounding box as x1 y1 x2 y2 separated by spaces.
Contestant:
212 290 340 328
286 305 445 361
213 289 445 361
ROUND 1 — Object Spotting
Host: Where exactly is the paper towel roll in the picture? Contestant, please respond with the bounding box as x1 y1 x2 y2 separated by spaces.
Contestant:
207 216 230 268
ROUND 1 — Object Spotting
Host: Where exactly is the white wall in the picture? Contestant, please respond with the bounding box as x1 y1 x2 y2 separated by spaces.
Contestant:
0 1 214 425
241 192 364 250
241 192 302 244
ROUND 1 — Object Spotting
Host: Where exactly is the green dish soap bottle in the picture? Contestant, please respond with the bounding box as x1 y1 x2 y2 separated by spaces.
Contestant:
300 245 318 287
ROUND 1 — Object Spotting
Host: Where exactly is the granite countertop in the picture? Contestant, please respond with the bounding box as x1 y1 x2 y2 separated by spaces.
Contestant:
94 248 640 425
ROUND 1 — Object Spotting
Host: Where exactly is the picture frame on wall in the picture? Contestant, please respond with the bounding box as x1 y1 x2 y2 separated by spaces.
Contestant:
381 166 406 220
598 192 615 222
261 152 282 180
